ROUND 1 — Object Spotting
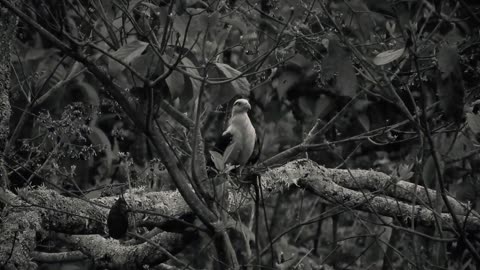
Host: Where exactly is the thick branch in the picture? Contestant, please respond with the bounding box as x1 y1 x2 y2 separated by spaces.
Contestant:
259 159 475 216
0 189 41 270
0 0 18 188
31 251 87 263
299 177 480 231
2 188 191 235
64 232 190 269
2 159 480 268
3 160 478 236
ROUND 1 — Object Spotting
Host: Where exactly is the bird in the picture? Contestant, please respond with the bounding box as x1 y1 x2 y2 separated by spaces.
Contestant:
214 98 257 167
107 196 129 239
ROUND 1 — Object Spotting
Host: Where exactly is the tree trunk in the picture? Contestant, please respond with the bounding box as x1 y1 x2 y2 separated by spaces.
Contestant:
0 1 17 188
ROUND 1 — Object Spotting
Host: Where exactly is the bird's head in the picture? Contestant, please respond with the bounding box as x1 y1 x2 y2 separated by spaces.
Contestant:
232 99 251 114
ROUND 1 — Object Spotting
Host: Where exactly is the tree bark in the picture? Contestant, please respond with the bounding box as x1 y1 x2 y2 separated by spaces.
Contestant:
0 1 17 188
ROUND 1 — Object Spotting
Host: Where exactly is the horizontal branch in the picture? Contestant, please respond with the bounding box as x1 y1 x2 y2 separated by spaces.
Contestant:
300 177 480 231
10 188 191 235
0 188 193 269
259 159 476 217
2 159 479 269
64 232 190 269
31 251 87 263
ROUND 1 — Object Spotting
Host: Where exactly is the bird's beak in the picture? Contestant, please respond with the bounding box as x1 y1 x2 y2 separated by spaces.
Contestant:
245 102 251 110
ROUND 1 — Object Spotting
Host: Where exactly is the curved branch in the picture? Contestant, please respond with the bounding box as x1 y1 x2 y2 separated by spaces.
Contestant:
64 232 191 269
31 251 87 263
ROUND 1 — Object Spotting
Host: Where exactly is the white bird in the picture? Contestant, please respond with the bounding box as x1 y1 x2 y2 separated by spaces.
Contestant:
217 99 256 166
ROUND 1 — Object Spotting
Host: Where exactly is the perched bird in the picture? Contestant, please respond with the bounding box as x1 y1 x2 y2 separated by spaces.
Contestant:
107 196 129 239
215 99 257 166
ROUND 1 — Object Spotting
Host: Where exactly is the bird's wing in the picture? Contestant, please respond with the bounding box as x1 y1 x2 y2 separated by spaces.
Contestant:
214 129 234 155
247 133 261 165
208 129 238 170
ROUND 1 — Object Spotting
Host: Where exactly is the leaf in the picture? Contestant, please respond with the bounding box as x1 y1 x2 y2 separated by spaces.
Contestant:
185 0 209 9
215 63 250 96
314 95 335 118
467 112 480 134
422 154 444 188
112 17 134 33
288 54 313 69
225 164 239 173
386 21 396 36
178 73 194 108
130 48 163 79
108 40 149 77
209 150 225 171
437 46 459 79
208 64 250 107
223 142 237 164
85 189 103 199
166 70 185 98
181 57 201 98
373 47 405 65
397 163 414 181
173 12 218 49
65 61 85 81
95 0 114 20
343 0 375 41
357 113 370 131
127 0 144 12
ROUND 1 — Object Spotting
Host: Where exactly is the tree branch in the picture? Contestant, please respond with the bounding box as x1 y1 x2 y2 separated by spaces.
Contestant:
63 232 190 269
2 159 480 268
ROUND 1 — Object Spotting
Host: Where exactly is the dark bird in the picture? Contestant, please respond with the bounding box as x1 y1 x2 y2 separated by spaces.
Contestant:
107 196 129 239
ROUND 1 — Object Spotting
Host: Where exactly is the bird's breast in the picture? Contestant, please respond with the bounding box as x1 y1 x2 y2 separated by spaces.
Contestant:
227 114 256 165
